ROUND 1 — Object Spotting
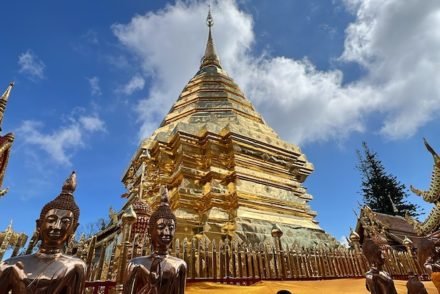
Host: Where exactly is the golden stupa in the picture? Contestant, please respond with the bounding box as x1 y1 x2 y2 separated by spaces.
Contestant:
122 11 337 247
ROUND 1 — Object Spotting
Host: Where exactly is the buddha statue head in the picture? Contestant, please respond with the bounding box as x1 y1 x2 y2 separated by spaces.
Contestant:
363 238 388 269
148 186 176 254
36 171 80 253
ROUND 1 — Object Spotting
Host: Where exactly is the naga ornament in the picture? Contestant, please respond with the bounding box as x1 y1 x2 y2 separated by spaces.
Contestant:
406 139 440 235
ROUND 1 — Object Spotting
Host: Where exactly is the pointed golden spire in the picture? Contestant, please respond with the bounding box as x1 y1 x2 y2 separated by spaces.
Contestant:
0 82 14 131
200 6 222 70
1 82 14 102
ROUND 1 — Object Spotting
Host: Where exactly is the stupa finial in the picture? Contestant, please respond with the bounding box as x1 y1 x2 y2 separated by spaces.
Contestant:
207 5 214 28
200 6 222 70
1 82 14 102
0 82 14 130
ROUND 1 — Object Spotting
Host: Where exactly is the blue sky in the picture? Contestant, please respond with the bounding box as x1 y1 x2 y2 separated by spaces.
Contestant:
1 0 440 245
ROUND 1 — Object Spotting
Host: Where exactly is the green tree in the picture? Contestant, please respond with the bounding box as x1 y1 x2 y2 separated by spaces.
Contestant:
356 142 421 217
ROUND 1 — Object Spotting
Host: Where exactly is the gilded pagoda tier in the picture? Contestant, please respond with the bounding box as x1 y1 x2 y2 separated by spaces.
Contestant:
122 14 338 247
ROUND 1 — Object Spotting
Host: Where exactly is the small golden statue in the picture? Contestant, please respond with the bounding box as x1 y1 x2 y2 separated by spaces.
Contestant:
124 186 187 294
362 238 397 294
0 172 86 293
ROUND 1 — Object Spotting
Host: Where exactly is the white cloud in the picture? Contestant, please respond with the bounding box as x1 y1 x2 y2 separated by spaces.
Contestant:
88 76 102 96
18 50 45 80
341 0 440 139
112 0 440 144
339 235 349 248
119 75 145 95
79 115 106 132
82 29 99 45
17 114 106 166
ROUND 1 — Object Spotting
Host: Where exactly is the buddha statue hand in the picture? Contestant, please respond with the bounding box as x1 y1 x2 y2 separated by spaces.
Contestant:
0 262 27 294
123 264 151 294
149 257 162 286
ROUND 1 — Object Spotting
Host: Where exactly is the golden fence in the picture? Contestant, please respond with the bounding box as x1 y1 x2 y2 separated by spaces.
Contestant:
85 236 427 283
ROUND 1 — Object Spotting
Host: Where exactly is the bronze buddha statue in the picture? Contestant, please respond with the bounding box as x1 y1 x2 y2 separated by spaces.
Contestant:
406 272 428 294
419 230 440 291
124 186 186 294
0 172 86 294
363 239 397 294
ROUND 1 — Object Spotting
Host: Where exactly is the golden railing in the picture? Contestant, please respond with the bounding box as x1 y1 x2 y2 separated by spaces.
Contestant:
84 236 427 284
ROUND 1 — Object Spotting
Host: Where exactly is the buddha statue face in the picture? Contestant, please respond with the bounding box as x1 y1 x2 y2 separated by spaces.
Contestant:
151 218 175 251
148 186 176 254
37 208 77 250
33 172 80 252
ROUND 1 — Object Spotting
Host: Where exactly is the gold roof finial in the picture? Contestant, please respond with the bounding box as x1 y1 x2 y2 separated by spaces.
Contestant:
0 82 14 131
1 82 14 102
207 5 214 28
200 6 222 70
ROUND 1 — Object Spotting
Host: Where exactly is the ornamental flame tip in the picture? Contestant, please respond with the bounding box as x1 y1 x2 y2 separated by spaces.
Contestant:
1 82 14 101
200 5 222 70
423 137 439 158
62 171 77 194
207 5 214 28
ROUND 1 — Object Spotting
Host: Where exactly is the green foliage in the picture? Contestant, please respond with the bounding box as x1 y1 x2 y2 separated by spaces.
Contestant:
357 142 421 217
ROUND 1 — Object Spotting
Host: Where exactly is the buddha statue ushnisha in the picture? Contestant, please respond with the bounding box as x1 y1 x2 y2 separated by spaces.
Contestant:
0 172 86 294
123 186 187 294
363 238 397 294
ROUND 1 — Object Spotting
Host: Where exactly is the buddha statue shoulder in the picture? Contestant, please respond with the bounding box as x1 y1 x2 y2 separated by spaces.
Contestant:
124 186 186 294
0 172 86 294
363 238 397 294
406 272 428 294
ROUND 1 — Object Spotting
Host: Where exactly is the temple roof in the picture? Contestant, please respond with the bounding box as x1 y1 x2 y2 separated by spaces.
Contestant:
355 206 418 250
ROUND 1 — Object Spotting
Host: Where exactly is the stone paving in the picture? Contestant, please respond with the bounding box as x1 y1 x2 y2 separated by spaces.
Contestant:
187 279 438 294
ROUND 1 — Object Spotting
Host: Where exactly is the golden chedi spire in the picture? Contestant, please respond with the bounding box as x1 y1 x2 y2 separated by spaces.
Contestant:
0 82 15 198
0 82 14 131
123 10 338 248
200 7 222 71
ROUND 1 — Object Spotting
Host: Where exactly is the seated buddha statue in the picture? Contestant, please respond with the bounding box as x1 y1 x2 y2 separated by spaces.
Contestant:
363 238 397 294
0 172 86 294
123 186 187 294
